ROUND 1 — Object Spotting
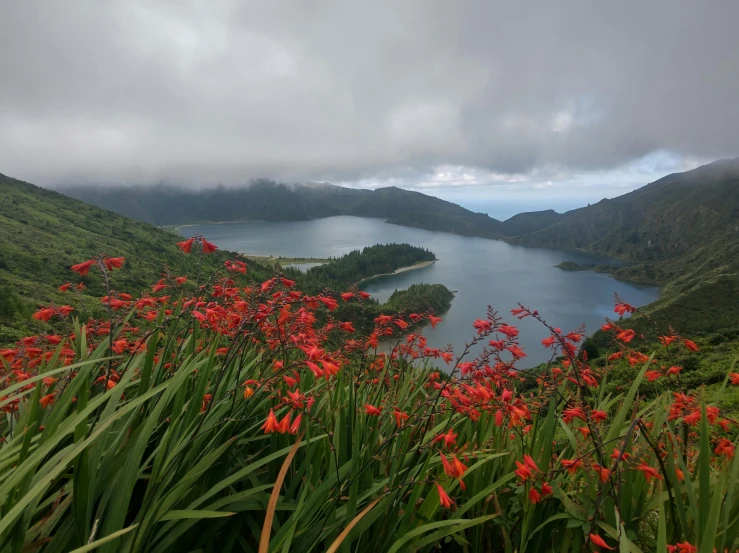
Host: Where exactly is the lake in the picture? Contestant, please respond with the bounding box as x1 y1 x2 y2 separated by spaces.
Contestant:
180 217 659 367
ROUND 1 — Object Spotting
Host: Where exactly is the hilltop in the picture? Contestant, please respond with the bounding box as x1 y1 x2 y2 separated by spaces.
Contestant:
63 180 508 237
516 158 739 262
511 158 739 337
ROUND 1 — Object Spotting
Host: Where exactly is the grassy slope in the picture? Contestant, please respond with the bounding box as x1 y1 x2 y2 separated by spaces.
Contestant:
0 174 454 343
517 158 739 261
517 159 739 338
0 174 268 341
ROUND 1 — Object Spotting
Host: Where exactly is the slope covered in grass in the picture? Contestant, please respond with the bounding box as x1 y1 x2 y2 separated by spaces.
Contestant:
0 175 455 343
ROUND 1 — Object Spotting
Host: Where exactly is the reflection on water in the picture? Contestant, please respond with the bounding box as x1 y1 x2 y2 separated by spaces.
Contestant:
182 217 659 368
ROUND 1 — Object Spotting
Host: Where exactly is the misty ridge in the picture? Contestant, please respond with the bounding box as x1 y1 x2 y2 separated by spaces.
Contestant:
60 157 739 255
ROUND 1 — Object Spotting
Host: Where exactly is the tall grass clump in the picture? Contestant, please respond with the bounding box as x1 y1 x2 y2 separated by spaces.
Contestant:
1 236 738 552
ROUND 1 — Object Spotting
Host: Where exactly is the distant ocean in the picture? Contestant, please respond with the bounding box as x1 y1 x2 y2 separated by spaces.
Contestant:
456 199 590 221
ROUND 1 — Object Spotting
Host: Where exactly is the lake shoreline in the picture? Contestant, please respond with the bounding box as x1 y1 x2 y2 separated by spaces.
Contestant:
180 216 660 367
358 260 436 285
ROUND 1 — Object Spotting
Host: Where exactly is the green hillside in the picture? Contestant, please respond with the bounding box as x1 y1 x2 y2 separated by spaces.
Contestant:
518 158 739 261
501 209 565 236
518 158 739 338
0 174 454 343
0 173 262 342
63 180 508 236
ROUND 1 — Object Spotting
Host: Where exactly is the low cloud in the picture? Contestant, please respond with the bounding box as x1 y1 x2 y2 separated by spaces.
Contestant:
1 1 738 191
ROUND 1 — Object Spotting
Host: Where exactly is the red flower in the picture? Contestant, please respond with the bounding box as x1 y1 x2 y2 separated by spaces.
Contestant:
103 257 125 270
428 315 442 328
432 428 458 449
634 463 662 482
610 448 630 462
563 407 586 423
261 409 281 434
32 307 56 322
714 438 735 459
200 238 218 254
561 459 583 474
541 336 557 348
646 370 663 382
289 413 302 434
318 296 338 311
176 237 195 253
659 335 677 346
614 302 636 316
541 482 553 497
730 373 739 385
514 461 533 482
393 409 409 427
364 404 383 416
71 260 96 276
58 283 72 292
666 542 697 553
472 319 492 334
436 483 453 509
528 487 541 503
497 324 519 338
589 533 615 550
39 393 56 409
682 338 699 352
340 292 354 302
615 329 636 343
394 318 409 330
278 413 291 434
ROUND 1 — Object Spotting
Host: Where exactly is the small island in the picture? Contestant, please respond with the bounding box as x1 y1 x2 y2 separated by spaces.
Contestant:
555 261 593 271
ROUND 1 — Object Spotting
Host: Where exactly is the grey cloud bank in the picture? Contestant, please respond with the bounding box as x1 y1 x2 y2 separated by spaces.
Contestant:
1 0 738 194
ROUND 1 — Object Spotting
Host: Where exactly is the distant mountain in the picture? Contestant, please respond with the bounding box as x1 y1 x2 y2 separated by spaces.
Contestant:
516 158 739 262
62 181 509 237
501 209 565 236
516 157 739 338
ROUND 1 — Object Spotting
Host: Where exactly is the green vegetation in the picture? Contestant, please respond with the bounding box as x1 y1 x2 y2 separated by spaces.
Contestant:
520 159 739 346
63 181 507 234
0 173 263 343
279 245 451 335
0 175 452 344
1 253 737 552
2 160 739 552
499 209 564 236
384 283 454 316
554 261 591 271
292 244 435 291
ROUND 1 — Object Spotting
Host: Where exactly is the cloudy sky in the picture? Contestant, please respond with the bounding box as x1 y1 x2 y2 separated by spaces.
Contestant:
1 0 738 211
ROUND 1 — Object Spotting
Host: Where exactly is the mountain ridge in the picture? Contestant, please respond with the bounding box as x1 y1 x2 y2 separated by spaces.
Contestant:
60 180 510 236
515 157 739 264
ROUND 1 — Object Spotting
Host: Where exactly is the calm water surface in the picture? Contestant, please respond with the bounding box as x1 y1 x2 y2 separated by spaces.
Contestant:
181 217 659 367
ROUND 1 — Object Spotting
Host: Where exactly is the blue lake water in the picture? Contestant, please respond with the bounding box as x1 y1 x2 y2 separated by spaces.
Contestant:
180 217 659 367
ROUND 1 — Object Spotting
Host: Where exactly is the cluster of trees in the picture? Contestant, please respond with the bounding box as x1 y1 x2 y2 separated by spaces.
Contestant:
288 243 435 292
281 245 451 336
